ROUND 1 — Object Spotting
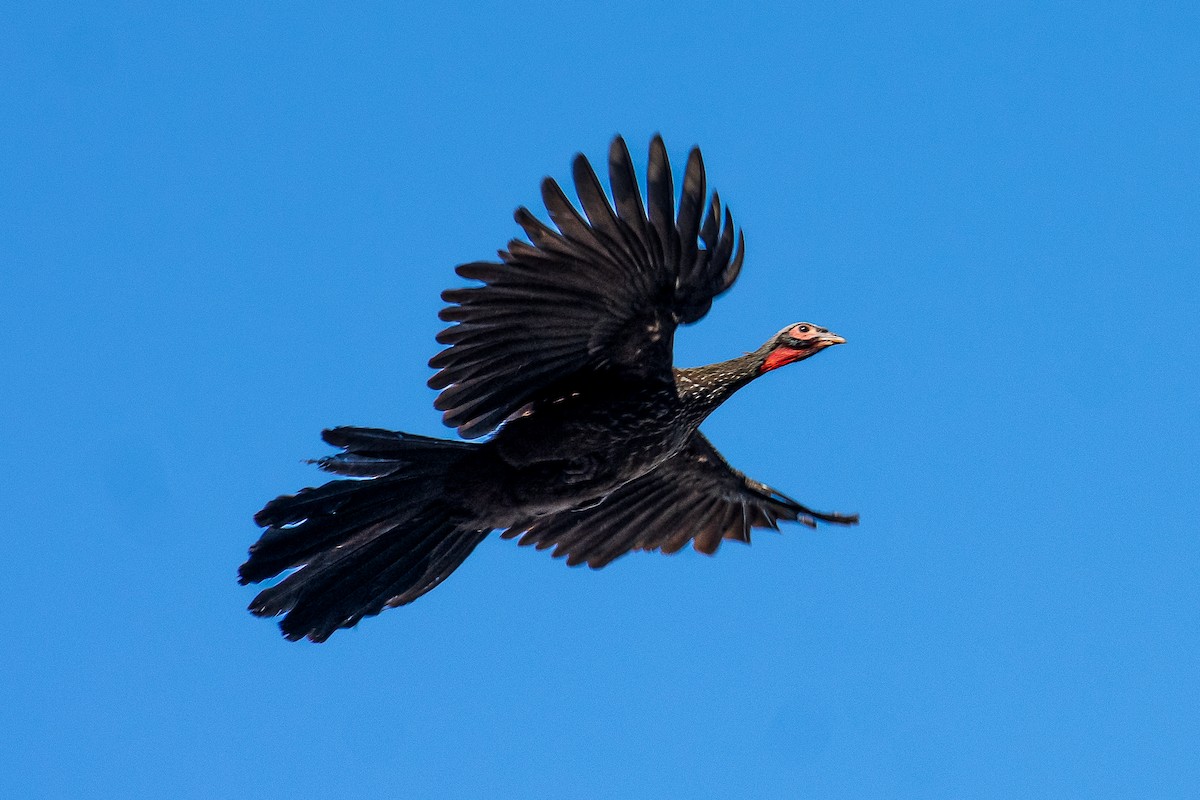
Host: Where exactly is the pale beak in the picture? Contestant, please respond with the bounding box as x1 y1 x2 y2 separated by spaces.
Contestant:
818 331 846 346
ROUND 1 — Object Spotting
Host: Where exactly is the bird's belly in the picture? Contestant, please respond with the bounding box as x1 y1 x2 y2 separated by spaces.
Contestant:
461 390 694 522
509 426 682 513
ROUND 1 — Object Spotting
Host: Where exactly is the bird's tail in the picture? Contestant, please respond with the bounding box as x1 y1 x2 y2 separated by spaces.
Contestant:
239 426 487 642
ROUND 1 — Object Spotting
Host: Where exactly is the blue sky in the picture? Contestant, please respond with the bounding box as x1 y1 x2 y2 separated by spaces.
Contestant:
3 2 1198 797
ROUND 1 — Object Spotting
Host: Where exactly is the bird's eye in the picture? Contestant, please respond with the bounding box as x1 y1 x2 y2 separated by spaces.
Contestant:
798 325 810 333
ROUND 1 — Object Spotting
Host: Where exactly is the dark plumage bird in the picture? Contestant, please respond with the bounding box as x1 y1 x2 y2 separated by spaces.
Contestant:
241 135 857 641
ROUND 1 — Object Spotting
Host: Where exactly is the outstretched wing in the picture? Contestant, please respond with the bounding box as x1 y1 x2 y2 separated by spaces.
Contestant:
501 433 858 568
429 135 746 439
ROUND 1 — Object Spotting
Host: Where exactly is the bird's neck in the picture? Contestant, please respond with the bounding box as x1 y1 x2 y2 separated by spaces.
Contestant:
674 347 769 422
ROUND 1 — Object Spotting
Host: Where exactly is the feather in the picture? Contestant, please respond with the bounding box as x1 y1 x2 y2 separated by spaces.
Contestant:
428 136 751 438
676 147 706 283
646 135 678 271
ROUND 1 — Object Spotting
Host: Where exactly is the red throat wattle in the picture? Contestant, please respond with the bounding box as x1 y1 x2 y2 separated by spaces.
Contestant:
760 346 804 374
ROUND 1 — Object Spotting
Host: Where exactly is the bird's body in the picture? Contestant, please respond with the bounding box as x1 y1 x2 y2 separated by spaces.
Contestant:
483 373 690 502
448 359 749 522
241 135 857 641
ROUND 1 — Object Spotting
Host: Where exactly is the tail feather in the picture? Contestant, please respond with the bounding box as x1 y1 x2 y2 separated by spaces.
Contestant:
263 509 487 642
321 426 477 455
396 526 489 604
239 482 412 585
259 509 448 621
313 454 411 478
312 427 476 478
241 428 486 642
253 478 386 527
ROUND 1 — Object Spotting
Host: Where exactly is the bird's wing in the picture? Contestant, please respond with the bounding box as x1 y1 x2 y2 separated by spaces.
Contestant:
429 135 746 438
500 433 857 568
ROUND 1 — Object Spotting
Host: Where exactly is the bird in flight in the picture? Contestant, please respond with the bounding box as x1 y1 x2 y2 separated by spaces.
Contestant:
240 135 857 641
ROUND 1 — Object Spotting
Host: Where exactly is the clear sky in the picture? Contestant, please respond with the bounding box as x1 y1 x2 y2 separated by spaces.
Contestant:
3 3 1198 798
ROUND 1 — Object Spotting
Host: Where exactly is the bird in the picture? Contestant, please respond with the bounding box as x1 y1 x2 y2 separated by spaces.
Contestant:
240 134 858 642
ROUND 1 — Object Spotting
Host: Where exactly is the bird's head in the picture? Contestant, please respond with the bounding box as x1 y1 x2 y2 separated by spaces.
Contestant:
758 322 846 374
